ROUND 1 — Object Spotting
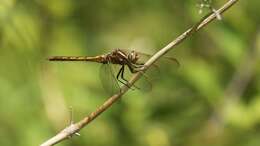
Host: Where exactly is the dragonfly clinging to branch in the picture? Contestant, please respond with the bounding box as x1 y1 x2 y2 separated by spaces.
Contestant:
48 49 179 94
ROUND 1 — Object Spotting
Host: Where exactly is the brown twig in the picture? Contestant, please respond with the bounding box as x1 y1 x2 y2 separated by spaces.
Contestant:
40 0 239 145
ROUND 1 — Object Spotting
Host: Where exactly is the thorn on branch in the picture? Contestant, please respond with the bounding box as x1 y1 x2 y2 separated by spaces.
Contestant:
64 106 80 138
197 0 222 20
75 132 81 136
61 124 80 138
69 106 74 125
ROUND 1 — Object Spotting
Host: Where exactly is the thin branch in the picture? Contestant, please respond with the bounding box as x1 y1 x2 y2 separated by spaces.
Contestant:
40 0 239 146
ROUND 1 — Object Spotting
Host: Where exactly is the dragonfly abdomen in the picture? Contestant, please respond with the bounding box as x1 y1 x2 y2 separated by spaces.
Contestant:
48 55 108 63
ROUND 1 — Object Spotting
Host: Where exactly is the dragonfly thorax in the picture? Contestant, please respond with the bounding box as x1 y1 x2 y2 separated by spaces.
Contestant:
107 49 140 65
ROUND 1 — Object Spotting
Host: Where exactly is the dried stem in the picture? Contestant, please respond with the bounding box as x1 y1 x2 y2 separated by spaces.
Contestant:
40 0 239 146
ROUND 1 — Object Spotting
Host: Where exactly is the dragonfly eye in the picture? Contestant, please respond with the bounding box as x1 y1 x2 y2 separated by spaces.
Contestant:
128 51 138 63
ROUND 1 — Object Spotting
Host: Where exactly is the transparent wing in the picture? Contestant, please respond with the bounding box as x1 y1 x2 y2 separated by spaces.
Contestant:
134 71 153 92
136 51 180 67
134 51 180 92
99 63 121 95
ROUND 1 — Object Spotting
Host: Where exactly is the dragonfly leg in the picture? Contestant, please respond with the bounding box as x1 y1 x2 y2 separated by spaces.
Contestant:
116 66 127 85
129 63 146 73
120 65 128 83
120 65 141 90
116 65 123 81
127 64 138 73
116 66 135 90
131 63 144 68
117 65 140 90
121 65 140 89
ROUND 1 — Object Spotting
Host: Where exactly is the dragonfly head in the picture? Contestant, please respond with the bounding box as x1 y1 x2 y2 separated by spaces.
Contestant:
128 50 139 63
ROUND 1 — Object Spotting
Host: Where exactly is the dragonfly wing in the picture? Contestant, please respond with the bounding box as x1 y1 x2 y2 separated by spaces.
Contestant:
134 71 153 92
136 51 180 67
99 63 121 95
131 51 180 92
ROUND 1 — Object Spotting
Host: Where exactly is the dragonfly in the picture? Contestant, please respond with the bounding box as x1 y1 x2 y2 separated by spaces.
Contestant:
48 49 179 94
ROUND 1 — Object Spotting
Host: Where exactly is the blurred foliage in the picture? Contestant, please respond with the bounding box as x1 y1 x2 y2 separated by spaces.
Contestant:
0 0 260 146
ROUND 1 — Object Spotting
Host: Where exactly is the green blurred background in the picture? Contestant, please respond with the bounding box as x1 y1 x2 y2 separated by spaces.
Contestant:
0 0 260 146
